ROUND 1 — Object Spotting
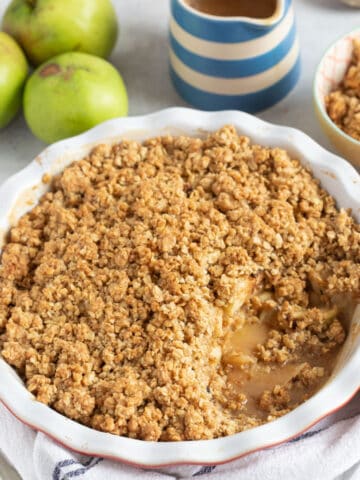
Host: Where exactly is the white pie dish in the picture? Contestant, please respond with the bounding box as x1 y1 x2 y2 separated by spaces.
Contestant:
0 108 359 467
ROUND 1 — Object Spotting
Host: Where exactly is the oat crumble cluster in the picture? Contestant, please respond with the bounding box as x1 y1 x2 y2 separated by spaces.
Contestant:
0 126 359 441
326 38 360 141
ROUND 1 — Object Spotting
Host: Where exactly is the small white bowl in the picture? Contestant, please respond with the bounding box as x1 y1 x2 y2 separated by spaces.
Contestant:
313 28 360 168
0 108 359 467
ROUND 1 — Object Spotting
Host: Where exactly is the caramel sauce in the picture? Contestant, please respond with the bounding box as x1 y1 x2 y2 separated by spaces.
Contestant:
221 295 349 419
185 0 277 18
222 284 352 421
223 322 269 357
226 351 341 417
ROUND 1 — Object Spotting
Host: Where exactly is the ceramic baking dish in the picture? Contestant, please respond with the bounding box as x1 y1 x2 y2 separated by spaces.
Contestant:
0 108 359 467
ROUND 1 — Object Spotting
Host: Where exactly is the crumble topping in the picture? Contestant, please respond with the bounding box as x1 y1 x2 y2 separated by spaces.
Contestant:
326 38 360 141
0 126 359 441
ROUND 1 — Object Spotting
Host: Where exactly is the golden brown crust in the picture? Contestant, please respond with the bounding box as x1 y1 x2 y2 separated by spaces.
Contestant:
0 127 359 441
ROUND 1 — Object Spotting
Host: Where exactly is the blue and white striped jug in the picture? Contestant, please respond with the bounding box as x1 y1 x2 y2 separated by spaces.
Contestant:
169 0 300 112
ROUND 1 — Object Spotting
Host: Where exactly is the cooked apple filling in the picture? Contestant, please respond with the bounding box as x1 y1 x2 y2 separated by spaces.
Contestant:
0 127 359 441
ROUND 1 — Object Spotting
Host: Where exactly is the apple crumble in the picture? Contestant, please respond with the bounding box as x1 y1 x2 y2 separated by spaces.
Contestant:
0 127 359 441
326 38 360 141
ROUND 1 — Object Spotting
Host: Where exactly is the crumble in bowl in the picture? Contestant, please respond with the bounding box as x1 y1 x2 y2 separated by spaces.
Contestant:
326 38 360 142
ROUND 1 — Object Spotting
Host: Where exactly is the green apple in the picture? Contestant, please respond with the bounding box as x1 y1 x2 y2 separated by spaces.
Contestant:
0 32 28 128
24 52 128 144
2 0 118 66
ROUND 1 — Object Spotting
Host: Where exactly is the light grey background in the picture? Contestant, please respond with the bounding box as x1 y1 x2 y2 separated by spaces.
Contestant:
0 0 359 187
0 1 359 479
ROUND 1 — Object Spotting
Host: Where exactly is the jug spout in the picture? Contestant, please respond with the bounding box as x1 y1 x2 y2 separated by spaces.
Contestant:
250 0 287 28
178 0 288 28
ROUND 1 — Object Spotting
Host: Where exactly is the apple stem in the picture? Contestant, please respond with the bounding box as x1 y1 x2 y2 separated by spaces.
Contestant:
26 0 36 8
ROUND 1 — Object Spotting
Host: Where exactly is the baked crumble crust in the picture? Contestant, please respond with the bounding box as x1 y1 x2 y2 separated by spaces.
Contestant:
0 126 359 441
326 38 360 141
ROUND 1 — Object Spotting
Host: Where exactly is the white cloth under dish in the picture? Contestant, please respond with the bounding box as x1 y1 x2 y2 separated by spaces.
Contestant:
0 392 359 480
